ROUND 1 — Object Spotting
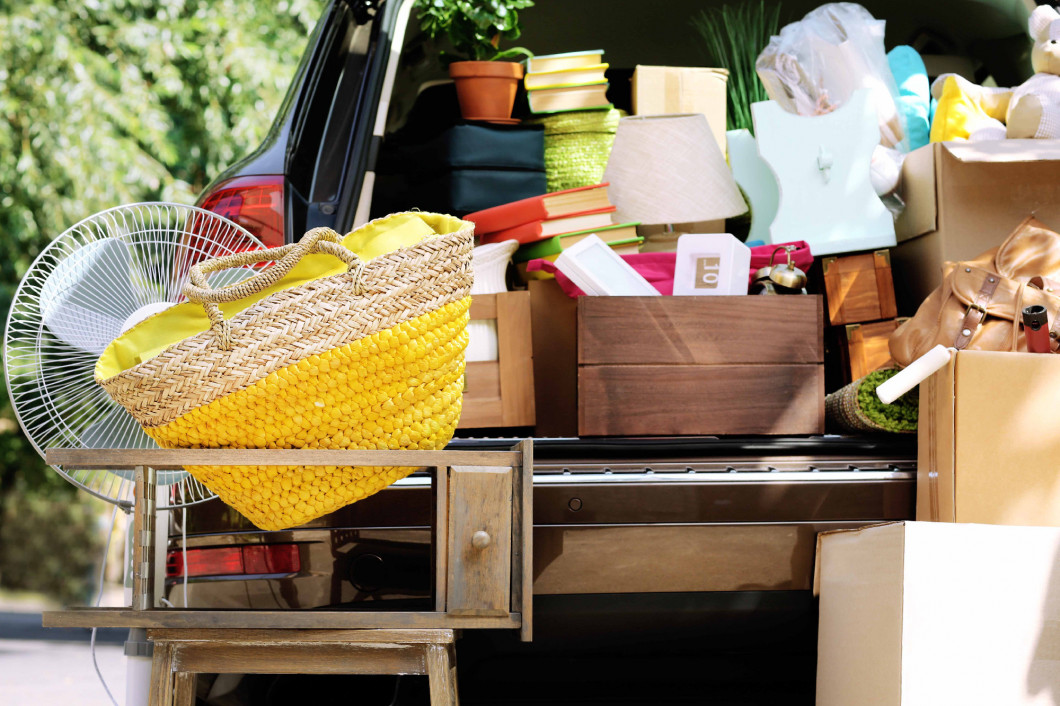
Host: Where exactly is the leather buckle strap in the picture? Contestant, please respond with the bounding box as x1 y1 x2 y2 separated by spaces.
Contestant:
954 273 1000 349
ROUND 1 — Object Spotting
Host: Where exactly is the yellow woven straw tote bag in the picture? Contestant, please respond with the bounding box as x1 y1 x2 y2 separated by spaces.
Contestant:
96 212 474 530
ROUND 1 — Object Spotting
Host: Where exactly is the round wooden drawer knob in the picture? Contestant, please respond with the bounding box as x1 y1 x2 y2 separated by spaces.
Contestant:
471 530 491 549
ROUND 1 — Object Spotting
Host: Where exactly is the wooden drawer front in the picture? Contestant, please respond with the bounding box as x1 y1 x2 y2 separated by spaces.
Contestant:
446 467 512 616
822 251 897 326
579 364 824 436
578 296 823 365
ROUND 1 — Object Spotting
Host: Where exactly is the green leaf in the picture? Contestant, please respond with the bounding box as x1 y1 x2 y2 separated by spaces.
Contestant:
0 1 324 590
691 0 781 134
413 0 534 62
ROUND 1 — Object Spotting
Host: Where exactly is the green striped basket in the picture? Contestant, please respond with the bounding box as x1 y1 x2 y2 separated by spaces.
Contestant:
528 109 622 192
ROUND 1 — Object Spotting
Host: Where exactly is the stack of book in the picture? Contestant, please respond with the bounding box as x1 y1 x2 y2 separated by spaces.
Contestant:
524 50 612 115
465 183 641 275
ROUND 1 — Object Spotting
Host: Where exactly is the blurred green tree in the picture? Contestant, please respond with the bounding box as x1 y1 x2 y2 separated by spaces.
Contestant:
0 0 321 492
0 0 321 595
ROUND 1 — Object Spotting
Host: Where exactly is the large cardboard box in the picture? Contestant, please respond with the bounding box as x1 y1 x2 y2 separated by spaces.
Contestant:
893 140 1060 314
815 521 1060 706
919 350 1060 525
631 65 728 154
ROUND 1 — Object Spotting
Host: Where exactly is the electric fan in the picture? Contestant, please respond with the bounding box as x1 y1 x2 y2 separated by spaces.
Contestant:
3 203 267 509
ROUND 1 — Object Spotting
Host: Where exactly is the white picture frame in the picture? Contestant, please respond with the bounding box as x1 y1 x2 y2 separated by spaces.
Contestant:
672 233 751 296
554 235 660 296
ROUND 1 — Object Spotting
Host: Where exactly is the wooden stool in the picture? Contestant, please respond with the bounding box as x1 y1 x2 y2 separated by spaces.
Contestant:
148 629 459 706
42 444 532 706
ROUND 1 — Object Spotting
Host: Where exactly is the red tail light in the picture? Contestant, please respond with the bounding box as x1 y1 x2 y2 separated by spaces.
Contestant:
167 544 301 579
197 175 286 248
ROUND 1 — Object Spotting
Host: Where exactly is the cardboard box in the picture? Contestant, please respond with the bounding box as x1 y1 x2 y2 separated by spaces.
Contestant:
578 296 824 436
815 521 1060 706
893 140 1060 314
631 65 728 154
821 250 897 326
919 350 1060 525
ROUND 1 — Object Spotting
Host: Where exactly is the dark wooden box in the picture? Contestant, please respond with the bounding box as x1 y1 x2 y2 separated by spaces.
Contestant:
529 280 579 437
822 250 897 326
576 296 824 437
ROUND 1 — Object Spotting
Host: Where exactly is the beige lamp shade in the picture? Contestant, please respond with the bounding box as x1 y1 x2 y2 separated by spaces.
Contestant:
603 114 747 226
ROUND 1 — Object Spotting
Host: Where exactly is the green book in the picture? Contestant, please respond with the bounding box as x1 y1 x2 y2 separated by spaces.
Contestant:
515 222 642 262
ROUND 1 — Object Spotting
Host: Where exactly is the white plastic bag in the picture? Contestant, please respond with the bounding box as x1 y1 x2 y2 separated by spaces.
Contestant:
756 3 908 151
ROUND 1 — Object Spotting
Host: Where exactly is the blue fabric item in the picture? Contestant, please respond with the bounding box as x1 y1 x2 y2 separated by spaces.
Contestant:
887 46 931 151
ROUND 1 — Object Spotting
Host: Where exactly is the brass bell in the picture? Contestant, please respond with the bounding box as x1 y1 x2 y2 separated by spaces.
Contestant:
750 246 808 294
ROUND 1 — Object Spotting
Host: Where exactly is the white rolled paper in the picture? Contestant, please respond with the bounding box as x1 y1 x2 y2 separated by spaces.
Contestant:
876 344 953 405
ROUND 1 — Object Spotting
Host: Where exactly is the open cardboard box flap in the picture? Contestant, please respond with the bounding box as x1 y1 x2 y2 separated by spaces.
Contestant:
946 138 1060 163
893 140 1060 312
897 139 1060 245
812 521 901 597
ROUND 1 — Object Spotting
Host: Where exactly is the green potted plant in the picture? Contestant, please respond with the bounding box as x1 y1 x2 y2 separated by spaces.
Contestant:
413 0 535 122
692 0 781 133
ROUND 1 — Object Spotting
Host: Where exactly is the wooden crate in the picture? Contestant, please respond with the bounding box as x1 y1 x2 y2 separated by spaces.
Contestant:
822 250 897 326
833 318 905 383
459 292 535 429
578 296 824 436
529 280 579 437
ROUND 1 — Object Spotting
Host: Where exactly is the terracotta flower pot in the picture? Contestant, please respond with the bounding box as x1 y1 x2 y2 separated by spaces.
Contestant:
448 60 525 121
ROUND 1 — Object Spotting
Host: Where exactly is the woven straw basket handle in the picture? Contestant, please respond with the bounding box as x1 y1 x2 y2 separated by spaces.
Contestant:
184 227 363 350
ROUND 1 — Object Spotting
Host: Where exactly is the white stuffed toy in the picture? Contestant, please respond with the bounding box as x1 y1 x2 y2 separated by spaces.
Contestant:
931 4 1060 140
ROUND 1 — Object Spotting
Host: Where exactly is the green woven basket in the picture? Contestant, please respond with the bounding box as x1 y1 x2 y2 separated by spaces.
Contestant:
824 368 918 434
529 109 622 192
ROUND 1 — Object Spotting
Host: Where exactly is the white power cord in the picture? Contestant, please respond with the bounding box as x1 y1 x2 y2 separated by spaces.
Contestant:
91 497 190 704
91 504 121 706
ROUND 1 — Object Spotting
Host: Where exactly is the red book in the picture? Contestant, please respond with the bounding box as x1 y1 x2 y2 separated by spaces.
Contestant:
465 183 610 234
480 206 617 245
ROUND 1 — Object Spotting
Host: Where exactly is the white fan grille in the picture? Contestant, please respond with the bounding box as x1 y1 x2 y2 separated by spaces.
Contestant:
4 203 267 508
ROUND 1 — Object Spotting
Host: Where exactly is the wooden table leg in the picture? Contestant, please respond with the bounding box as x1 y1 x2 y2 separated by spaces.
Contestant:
426 642 459 706
149 642 175 706
132 465 157 611
173 672 196 706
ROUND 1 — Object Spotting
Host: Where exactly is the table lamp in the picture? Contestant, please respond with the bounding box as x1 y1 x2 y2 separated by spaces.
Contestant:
603 114 747 252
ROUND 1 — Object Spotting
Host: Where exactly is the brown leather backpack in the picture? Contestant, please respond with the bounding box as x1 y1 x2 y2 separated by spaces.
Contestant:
890 217 1060 367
